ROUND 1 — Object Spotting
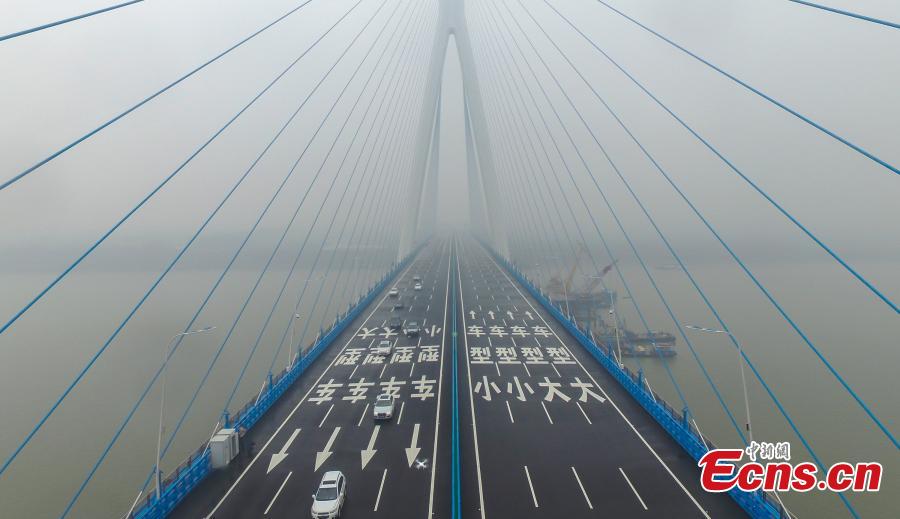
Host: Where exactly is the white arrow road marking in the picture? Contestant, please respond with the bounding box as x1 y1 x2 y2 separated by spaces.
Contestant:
361 425 380 469
267 428 300 474
405 423 421 467
487 310 495 319
469 310 476 319
525 311 533 320
315 427 340 471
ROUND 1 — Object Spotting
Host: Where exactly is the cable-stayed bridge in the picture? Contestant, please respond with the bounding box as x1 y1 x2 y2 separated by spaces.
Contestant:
0 1 897 518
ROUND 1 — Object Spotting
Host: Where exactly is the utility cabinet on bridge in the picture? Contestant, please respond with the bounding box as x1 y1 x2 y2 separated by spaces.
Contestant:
209 428 239 468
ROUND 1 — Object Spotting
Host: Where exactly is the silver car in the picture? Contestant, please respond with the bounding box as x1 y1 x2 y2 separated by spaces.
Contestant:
373 394 395 420
311 470 346 518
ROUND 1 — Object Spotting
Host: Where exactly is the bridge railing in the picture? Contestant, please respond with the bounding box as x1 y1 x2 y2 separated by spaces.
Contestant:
486 246 789 519
129 244 424 519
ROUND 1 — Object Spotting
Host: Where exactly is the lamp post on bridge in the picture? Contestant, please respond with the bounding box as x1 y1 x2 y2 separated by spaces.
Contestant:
286 275 325 369
287 313 301 369
684 324 753 443
156 326 216 501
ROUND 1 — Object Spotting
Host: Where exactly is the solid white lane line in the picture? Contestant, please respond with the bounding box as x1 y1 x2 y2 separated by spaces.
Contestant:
619 467 648 510
494 362 501 376
506 401 514 423
541 401 554 424
524 466 539 508
349 365 359 379
551 363 561 377
379 363 388 379
572 467 593 509
483 245 709 517
374 469 388 511
318 404 334 428
358 403 369 426
264 471 292 515
457 239 487 519
576 402 593 425
409 362 415 377
427 238 452 518
396 401 405 424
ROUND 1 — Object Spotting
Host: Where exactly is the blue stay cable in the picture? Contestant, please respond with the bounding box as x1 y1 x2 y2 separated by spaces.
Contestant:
268 5 430 374
787 0 900 30
57 1 393 513
548 1 898 316
538 0 897 453
584 0 900 178
0 0 366 483
488 0 745 444
0 0 144 42
221 0 415 413
471 9 691 411
0 0 317 192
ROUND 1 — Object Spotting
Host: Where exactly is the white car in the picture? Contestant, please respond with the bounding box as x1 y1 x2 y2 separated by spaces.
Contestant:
373 394 396 420
388 288 399 298
413 282 423 291
311 470 346 518
372 339 392 356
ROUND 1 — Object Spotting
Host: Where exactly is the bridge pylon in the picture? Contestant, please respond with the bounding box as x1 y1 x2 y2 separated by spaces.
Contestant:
398 0 509 259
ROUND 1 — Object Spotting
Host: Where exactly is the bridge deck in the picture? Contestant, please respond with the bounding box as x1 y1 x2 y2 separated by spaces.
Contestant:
169 236 744 518
456 237 744 518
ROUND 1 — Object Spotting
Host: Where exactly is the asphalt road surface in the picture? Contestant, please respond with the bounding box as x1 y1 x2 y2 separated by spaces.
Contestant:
172 239 453 519
455 236 744 518
170 236 746 518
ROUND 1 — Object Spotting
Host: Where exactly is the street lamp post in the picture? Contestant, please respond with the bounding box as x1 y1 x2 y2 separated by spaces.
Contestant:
287 313 301 369
684 324 753 443
156 326 215 501
609 303 623 368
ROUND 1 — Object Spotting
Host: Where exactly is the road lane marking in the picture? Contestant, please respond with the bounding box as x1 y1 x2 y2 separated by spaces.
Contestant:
457 239 487 519
358 403 369 426
318 404 334 428
267 428 301 474
576 402 593 425
264 471 292 515
505 401 514 423
427 238 452 518
524 466 539 507
349 364 359 379
314 426 340 472
379 363 388 378
409 362 415 377
205 249 424 516
483 244 710 518
396 400 405 424
619 467 648 510
541 401 554 424
374 469 388 511
361 425 380 469
572 467 593 509
405 423 421 466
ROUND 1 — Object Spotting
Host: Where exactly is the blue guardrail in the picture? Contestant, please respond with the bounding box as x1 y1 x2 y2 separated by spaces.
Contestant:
132 245 423 519
485 245 787 519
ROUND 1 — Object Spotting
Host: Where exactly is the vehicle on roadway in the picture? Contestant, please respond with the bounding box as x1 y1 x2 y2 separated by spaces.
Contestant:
414 282 423 291
388 287 399 298
392 300 405 311
372 339 393 356
388 316 402 330
404 320 420 337
373 393 396 420
310 470 346 519
413 275 421 283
